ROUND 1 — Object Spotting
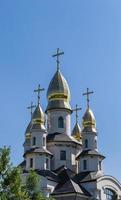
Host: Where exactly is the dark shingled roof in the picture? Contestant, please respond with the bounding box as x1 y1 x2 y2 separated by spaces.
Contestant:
23 169 59 182
76 149 105 160
37 169 59 182
52 166 91 197
74 171 102 183
47 132 81 145
24 147 53 157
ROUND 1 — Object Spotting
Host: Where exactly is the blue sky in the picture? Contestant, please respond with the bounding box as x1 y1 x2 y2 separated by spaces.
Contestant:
0 0 121 181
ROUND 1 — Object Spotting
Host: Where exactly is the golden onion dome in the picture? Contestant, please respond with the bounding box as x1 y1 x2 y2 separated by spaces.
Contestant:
72 122 82 142
47 69 70 101
31 104 46 130
82 107 96 129
46 69 71 112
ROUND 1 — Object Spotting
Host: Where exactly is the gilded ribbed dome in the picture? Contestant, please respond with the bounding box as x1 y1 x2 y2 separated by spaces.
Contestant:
82 107 96 129
32 104 46 130
47 69 70 101
46 69 71 112
72 122 82 142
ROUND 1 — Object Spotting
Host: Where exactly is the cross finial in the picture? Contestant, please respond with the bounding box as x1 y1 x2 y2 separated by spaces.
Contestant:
73 104 82 123
52 48 64 71
27 101 36 120
83 88 94 108
34 84 45 105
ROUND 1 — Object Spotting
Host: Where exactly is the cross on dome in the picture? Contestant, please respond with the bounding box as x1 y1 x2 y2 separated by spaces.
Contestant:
52 48 64 71
73 104 81 123
27 101 36 120
34 84 45 105
83 88 94 108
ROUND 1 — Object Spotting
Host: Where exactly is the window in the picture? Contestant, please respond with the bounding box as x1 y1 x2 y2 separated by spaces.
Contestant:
105 188 117 200
46 158 49 169
30 158 33 168
60 150 66 160
58 117 64 128
85 139 88 148
83 160 87 170
99 161 101 170
43 137 46 146
32 137 36 146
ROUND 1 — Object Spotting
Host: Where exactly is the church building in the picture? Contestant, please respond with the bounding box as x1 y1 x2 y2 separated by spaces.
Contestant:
20 49 121 200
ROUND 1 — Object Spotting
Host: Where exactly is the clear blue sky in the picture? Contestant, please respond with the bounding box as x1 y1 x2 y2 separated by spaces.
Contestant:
0 0 121 181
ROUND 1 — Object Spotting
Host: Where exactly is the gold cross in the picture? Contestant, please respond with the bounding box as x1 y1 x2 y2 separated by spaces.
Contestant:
52 48 64 70
83 88 94 108
27 101 36 120
34 84 45 105
73 104 81 123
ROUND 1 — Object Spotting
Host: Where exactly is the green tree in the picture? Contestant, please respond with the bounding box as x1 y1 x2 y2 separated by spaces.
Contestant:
0 147 54 200
26 170 54 200
0 147 29 200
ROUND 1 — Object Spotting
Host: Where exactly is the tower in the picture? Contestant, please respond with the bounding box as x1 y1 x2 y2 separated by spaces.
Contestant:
46 49 72 135
24 85 52 171
46 49 81 171
77 88 105 175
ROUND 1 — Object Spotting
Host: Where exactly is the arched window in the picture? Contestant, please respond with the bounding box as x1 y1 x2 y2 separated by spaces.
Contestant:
58 117 64 128
32 137 36 146
83 160 87 170
105 188 117 200
43 137 46 146
85 139 88 148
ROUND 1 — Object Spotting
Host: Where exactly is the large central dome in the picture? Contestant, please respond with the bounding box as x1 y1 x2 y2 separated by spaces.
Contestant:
46 69 71 112
47 69 70 101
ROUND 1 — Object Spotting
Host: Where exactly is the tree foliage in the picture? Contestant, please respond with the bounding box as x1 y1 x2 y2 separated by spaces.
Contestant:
0 147 54 200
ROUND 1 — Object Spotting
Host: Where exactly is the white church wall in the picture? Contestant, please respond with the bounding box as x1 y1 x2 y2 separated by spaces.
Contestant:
34 154 46 170
25 153 48 170
82 132 98 150
97 176 121 200
47 110 71 135
48 142 78 170
30 130 46 148
79 156 103 174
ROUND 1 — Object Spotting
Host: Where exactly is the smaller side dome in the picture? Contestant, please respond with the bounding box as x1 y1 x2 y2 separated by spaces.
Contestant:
72 122 82 142
25 122 31 138
32 105 46 130
82 107 96 129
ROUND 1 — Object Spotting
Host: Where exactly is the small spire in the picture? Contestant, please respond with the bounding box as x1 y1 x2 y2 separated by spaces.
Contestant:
52 48 64 71
83 88 94 108
73 104 81 123
27 101 36 120
34 84 45 105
